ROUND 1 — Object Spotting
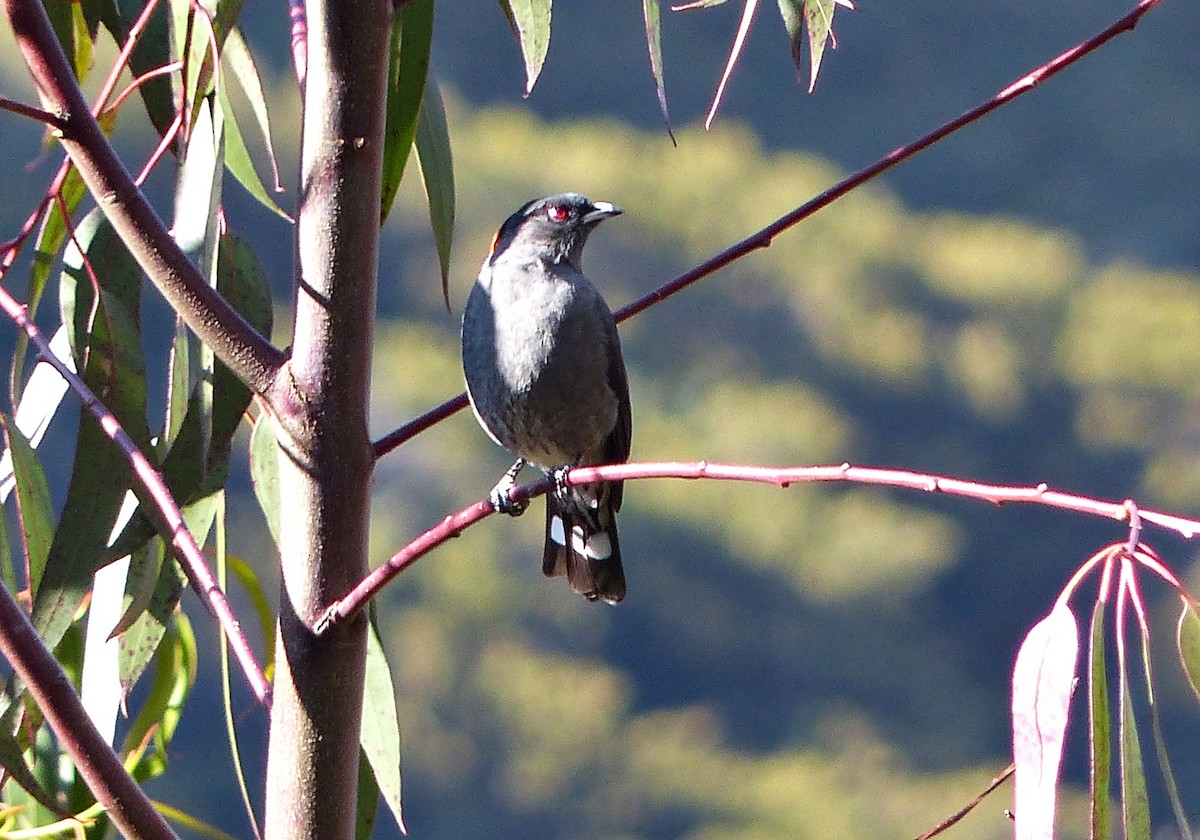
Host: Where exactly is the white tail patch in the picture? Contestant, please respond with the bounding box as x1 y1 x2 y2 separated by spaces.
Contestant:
549 515 612 560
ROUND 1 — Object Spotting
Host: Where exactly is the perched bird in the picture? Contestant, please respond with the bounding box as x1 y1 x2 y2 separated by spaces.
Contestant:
461 193 631 604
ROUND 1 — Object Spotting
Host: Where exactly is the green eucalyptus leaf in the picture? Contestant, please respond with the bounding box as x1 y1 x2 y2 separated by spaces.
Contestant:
36 211 149 654
500 0 552 96
219 29 290 220
1088 598 1110 840
414 76 455 309
361 616 404 834
0 414 54 598
1119 644 1150 840
380 0 435 224
249 414 282 549
642 0 674 141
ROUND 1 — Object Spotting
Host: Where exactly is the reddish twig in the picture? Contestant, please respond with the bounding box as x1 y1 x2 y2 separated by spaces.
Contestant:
0 283 271 706
316 460 1199 632
371 0 1166 462
0 95 68 130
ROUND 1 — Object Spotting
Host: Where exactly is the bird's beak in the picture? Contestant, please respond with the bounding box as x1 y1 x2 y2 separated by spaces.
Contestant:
583 202 623 224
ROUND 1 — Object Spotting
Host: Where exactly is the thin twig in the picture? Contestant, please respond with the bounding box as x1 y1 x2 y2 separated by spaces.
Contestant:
371 0 1166 461
317 460 1199 631
913 762 1014 840
0 95 68 130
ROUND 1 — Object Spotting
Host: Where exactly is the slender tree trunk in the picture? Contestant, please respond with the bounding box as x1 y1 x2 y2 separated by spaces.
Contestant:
263 0 390 836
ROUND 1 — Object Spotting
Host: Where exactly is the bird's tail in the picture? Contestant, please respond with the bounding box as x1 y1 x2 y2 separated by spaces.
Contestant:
542 482 626 604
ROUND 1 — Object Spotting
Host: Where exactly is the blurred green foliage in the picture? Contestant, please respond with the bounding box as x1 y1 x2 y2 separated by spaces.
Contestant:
348 98 1200 838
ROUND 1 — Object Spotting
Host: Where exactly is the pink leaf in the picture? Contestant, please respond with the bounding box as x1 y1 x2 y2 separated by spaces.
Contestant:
1012 603 1079 840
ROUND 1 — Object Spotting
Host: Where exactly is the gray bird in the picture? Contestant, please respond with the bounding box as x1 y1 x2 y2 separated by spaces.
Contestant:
461 193 631 604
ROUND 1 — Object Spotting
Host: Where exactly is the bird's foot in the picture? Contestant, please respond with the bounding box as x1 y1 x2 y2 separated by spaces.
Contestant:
551 465 573 507
489 459 528 516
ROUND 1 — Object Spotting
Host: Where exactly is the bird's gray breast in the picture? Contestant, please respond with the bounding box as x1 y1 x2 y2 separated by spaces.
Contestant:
462 261 619 468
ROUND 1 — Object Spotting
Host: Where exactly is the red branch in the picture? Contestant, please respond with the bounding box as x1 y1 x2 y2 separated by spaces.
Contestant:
371 0 1166 461
316 460 1197 633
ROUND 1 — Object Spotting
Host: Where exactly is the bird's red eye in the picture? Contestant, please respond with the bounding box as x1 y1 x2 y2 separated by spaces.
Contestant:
546 204 570 223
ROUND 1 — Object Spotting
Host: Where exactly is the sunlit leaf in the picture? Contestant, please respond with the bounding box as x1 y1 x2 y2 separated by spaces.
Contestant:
642 0 675 142
803 0 839 92
4 328 75 505
80 507 135 750
361 615 404 834
1177 600 1200 703
127 611 196 782
0 414 54 597
501 0 552 96
671 0 729 9
705 0 758 129
1118 644 1150 840
249 415 282 548
1088 598 1111 840
147 802 241 840
381 0 435 224
44 0 82 81
174 96 224 293
226 554 275 679
1012 603 1078 840
414 75 455 310
219 28 290 220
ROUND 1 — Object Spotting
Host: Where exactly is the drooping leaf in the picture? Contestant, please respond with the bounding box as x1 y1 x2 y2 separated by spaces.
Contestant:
1088 598 1111 840
219 28 290 220
5 329 75 508
642 0 675 142
361 615 404 834
174 95 224 293
1177 600 1200 703
381 0 435 224
44 0 86 81
35 211 150 654
1118 641 1150 840
802 0 838 93
704 0 759 129
414 76 455 310
81 534 135 748
356 749 381 840
1137 610 1191 838
126 610 196 782
107 233 271 560
249 415 282 549
1011 603 1078 840
500 0 552 96
0 415 54 597
227 554 275 679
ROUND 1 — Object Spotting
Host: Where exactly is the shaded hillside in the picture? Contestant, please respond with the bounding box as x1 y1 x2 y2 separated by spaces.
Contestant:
432 0 1200 268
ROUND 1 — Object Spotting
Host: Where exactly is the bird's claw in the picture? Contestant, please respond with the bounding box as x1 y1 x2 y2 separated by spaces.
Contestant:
552 465 572 506
489 459 528 516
